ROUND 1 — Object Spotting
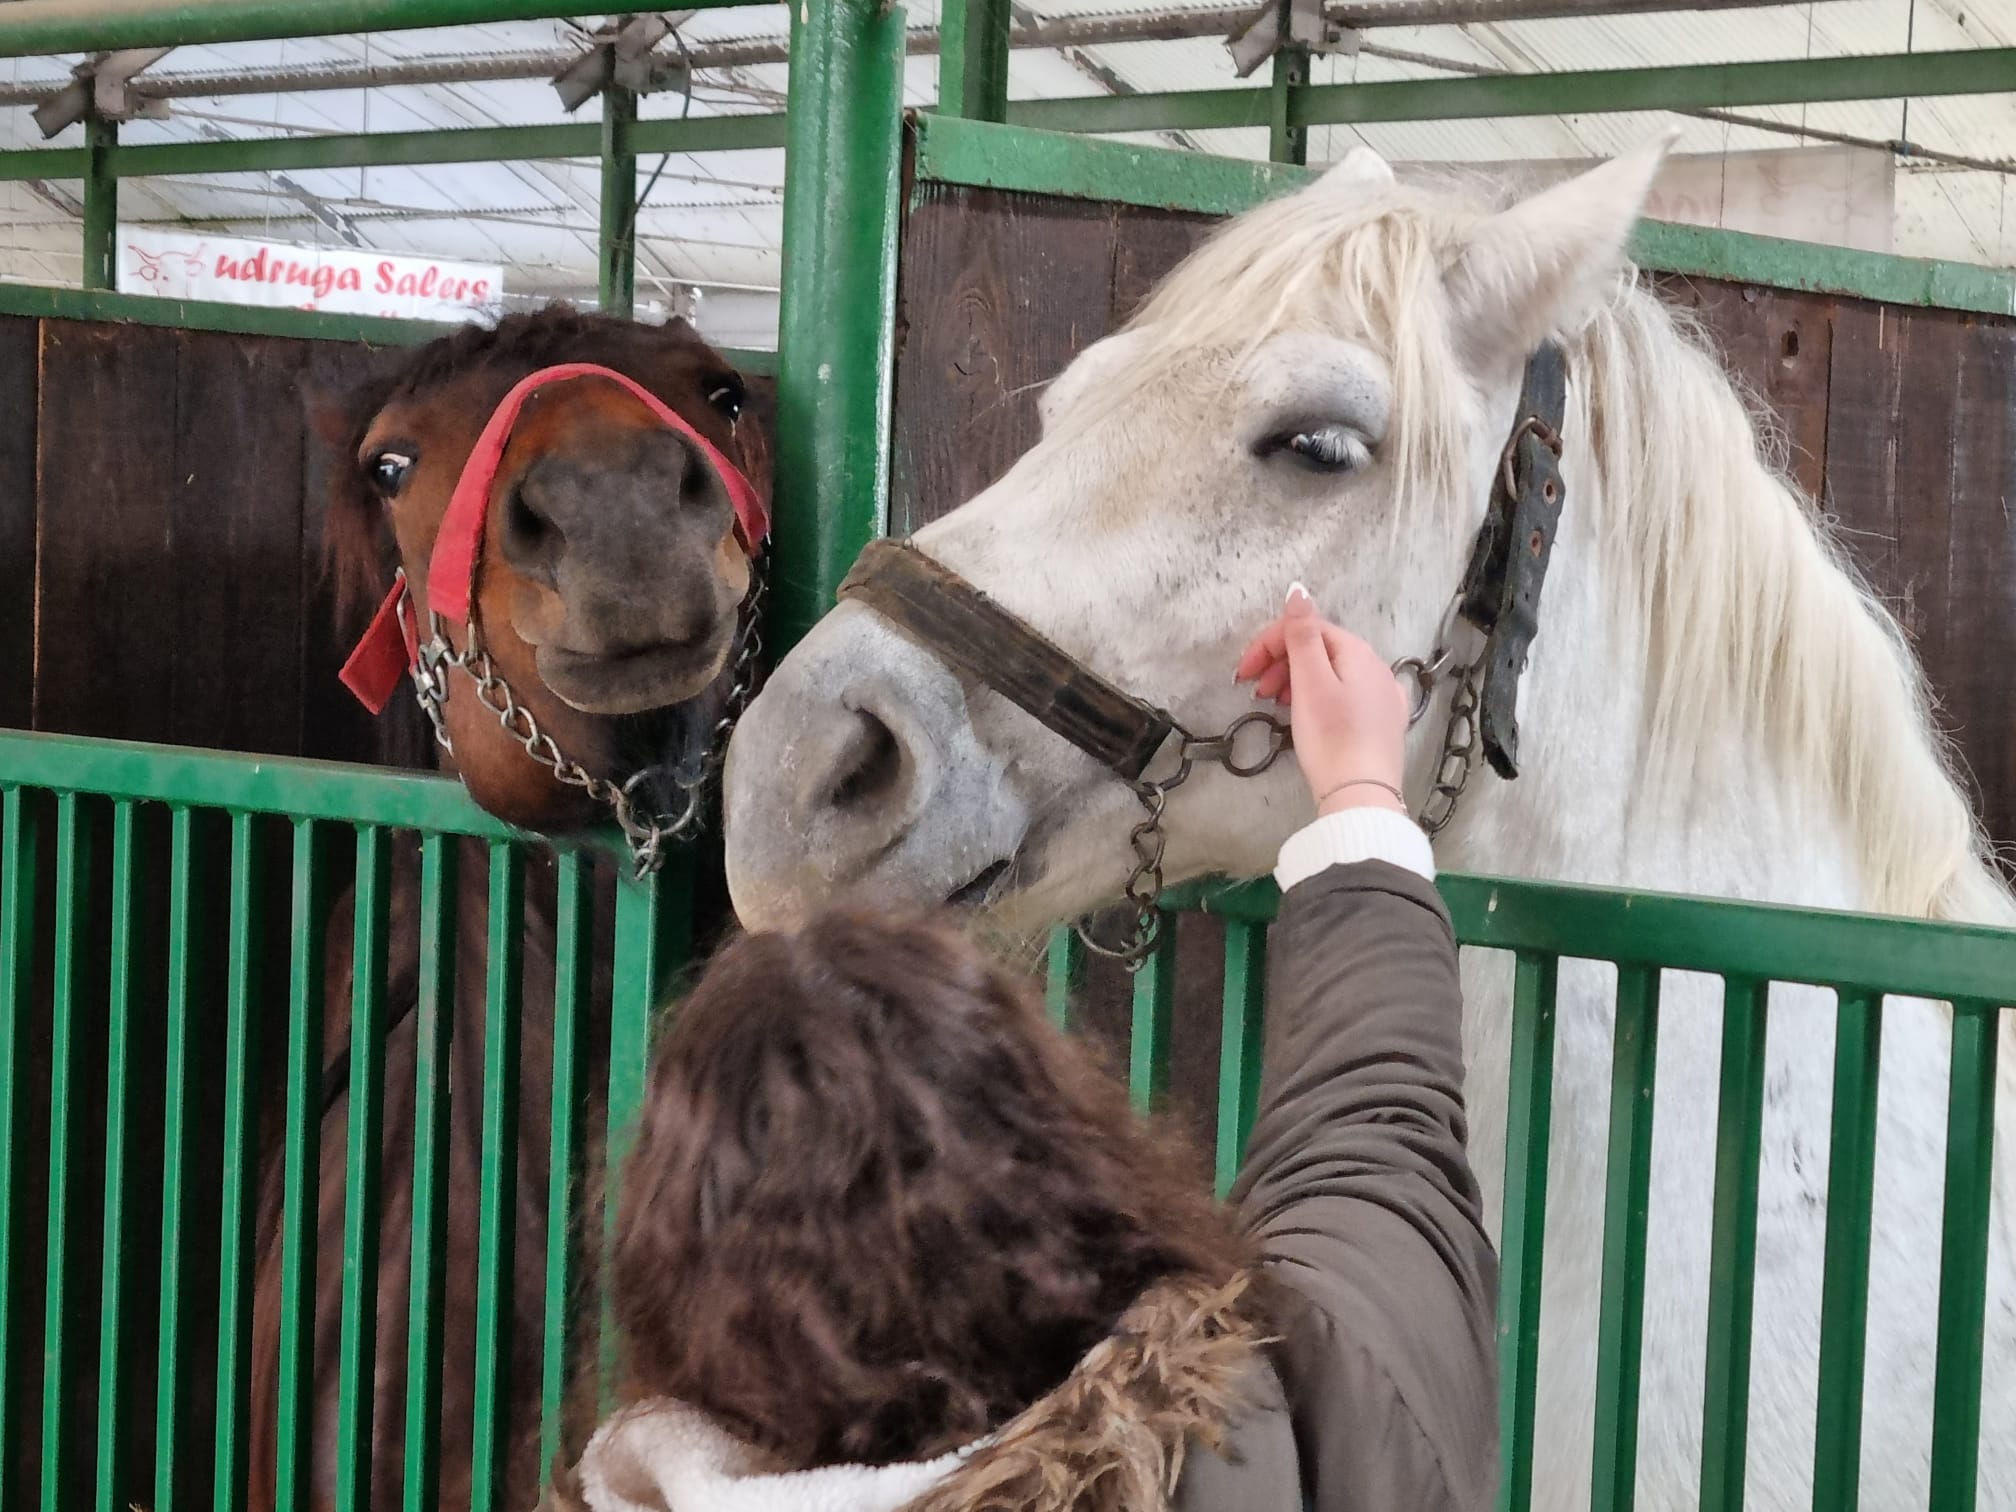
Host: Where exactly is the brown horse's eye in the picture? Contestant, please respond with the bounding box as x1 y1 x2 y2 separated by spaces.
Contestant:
367 449 415 498
704 375 745 423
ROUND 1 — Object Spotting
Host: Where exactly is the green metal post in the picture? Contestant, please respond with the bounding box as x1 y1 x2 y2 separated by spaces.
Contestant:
774 0 907 648
81 114 117 291
599 84 637 319
939 0 1011 121
1267 29 1308 166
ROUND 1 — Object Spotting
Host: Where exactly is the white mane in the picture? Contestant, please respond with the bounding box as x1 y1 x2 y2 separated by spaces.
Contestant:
1124 178 2016 929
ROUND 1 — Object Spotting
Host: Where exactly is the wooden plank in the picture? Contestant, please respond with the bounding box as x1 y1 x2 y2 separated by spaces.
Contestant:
1109 205 1214 329
1942 317 2016 849
0 317 36 732
890 182 1118 533
169 328 309 756
1885 309 1964 663
1820 300 1906 602
33 322 182 742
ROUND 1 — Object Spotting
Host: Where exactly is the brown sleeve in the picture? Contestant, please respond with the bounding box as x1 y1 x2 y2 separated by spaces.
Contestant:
1229 860 1499 1512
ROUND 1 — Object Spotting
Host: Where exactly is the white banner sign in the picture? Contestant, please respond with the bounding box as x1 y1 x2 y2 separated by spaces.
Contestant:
117 226 503 321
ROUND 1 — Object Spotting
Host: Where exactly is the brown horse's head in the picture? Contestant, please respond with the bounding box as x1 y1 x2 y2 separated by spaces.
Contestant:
325 307 773 831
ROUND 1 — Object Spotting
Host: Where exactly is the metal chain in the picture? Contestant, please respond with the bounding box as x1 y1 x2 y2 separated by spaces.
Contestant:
1417 660 1480 837
408 564 766 878
1073 635 1484 969
1075 710 1290 969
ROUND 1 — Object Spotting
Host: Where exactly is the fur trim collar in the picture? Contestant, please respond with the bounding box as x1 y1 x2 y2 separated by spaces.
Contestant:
551 1272 1265 1512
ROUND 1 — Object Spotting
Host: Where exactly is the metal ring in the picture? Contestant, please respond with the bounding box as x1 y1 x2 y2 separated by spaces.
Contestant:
1391 656 1437 728
1217 710 1291 778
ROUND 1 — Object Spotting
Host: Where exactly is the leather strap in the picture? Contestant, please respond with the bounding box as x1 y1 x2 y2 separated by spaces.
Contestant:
1456 344 1568 780
838 540 1176 782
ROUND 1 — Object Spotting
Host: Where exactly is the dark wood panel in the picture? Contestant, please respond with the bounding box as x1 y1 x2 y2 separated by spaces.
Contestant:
1943 316 2016 847
0 316 37 731
891 183 1120 533
169 328 310 755
1820 300 1908 603
1109 206 1214 329
33 321 183 741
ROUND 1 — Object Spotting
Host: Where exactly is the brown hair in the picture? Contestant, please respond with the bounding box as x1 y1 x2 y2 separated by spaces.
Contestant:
610 910 1244 1472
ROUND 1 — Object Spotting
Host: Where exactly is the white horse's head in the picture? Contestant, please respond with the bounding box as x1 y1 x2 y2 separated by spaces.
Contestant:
724 136 2010 935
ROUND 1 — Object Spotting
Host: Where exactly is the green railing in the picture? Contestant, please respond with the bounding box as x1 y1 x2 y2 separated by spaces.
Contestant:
1 728 2012 1509
0 728 692 1512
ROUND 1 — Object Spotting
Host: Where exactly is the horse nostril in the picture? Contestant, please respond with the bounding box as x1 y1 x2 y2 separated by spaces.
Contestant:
830 708 905 813
502 486 565 579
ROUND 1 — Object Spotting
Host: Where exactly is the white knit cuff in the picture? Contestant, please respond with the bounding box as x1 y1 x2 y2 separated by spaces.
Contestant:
1273 805 1435 891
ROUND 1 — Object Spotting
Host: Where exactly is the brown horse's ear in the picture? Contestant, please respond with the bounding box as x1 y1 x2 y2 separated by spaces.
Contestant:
736 370 778 503
311 376 400 635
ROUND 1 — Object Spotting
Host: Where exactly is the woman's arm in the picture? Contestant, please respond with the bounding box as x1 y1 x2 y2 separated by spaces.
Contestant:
1230 588 1498 1512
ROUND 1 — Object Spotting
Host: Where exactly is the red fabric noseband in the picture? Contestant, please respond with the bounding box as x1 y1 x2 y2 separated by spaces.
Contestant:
339 361 768 714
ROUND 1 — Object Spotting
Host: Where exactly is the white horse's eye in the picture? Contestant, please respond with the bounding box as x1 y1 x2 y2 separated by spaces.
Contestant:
1271 424 1369 474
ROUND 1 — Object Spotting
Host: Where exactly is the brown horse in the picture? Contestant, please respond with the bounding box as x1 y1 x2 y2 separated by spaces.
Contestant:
247 308 773 1512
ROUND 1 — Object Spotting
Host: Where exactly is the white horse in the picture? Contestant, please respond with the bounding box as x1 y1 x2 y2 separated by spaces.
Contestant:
721 138 2016 1510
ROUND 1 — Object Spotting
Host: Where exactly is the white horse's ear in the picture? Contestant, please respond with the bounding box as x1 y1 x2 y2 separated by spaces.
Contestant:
1316 145 1396 196
1444 129 1676 372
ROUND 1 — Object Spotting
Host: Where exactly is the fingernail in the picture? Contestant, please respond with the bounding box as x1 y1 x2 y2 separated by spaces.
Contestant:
1285 581 1311 603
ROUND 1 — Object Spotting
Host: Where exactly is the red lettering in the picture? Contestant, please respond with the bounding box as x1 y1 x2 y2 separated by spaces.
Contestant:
419 267 441 298
375 261 396 294
471 280 490 301
338 268 361 293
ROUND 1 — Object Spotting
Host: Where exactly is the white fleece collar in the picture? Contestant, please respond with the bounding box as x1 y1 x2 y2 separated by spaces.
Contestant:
575 1400 977 1512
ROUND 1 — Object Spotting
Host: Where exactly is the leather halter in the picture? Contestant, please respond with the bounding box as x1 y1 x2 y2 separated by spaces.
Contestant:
838 344 1569 817
339 362 770 715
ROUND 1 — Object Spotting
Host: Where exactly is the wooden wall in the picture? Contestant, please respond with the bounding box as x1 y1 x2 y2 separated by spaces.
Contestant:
0 313 431 769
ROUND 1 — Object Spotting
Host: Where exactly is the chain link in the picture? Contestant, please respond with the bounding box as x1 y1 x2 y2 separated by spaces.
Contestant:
1075 711 1290 969
408 564 765 879
1417 661 1480 837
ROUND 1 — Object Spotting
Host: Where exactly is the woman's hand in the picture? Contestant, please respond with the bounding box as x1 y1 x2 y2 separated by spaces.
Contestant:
1234 584 1411 817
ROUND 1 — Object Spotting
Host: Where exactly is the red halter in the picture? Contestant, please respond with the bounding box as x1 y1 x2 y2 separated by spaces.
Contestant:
339 362 769 715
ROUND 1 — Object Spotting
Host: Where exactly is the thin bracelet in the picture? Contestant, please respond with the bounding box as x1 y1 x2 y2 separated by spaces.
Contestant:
1315 778 1407 808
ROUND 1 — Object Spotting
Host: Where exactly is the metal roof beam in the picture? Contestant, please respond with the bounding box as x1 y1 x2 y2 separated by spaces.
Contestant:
0 0 1862 88
0 0 750 59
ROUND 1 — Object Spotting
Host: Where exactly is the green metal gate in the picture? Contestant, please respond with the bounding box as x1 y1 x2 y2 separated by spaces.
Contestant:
1 725 2008 1511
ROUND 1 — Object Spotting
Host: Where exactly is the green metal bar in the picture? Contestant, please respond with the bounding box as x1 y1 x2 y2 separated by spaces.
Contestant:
335 826 392 1512
1591 966 1660 1512
40 793 93 1512
1497 952 1559 1512
1003 47 2016 136
81 115 117 291
1268 44 1308 167
909 114 2016 320
0 730 522 837
1169 873 2016 1007
1129 919 1177 1115
1044 928 1080 1030
1811 992 1883 1512
0 279 766 360
1215 920 1267 1199
152 807 200 1512
540 851 591 1483
772 0 908 647
0 0 772 58
0 788 40 1493
0 114 787 185
599 86 638 318
938 0 1011 121
212 812 263 1512
470 845 525 1512
1699 977 1770 1512
92 801 140 1512
1928 1000 2002 1512
276 819 332 1512
603 857 692 1393
401 834 459 1512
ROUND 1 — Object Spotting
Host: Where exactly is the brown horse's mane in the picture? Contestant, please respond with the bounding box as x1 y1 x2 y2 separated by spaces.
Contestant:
320 304 745 634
